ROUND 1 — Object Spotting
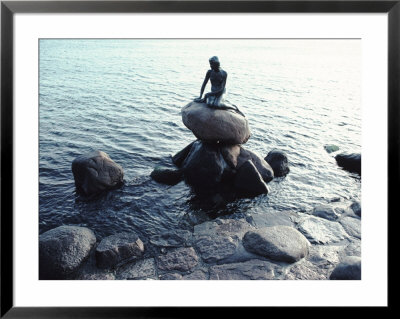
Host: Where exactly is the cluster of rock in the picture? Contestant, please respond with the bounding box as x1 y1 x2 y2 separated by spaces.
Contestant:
151 101 289 196
39 198 361 280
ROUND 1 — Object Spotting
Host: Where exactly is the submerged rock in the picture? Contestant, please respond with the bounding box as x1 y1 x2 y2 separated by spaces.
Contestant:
324 144 340 153
149 230 192 248
312 205 340 221
242 226 310 263
264 150 290 177
335 153 361 175
150 168 183 185
95 232 144 269
182 101 251 145
39 226 96 279
72 150 124 196
329 256 361 280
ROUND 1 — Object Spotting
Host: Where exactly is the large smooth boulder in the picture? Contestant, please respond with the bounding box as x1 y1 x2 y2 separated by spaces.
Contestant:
237 147 274 183
264 150 290 177
95 232 144 269
335 153 361 175
39 226 96 279
72 150 124 196
234 160 269 196
182 101 250 145
243 226 310 263
182 140 227 189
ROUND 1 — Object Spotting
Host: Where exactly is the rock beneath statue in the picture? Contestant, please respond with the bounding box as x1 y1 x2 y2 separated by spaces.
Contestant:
220 145 241 169
182 140 227 190
39 226 96 279
264 150 290 177
181 101 250 145
237 147 274 183
72 150 124 196
335 153 361 175
234 160 269 196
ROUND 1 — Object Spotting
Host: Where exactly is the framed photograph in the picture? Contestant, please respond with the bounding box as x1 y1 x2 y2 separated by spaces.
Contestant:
1 0 396 316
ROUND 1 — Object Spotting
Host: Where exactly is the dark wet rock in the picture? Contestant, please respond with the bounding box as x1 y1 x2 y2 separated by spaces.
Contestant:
95 232 144 269
234 160 269 196
150 168 183 185
182 140 226 190
157 247 199 272
335 153 361 175
117 258 157 280
209 259 282 280
339 216 361 239
72 150 124 196
285 260 328 280
324 144 340 153
264 150 290 177
182 101 251 145
237 147 274 183
193 218 255 239
350 201 361 217
243 226 310 263
312 205 340 221
194 236 239 264
297 215 350 244
39 226 96 279
220 145 241 168
149 230 192 248
330 256 361 280
172 141 195 168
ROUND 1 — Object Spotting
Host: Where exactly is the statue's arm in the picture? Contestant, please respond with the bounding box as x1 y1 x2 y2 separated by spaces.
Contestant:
199 70 211 98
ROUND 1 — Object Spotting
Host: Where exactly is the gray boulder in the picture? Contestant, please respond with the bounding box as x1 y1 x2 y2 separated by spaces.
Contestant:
181 101 251 145
95 232 144 269
264 150 290 177
330 256 361 280
312 205 340 221
243 226 310 263
39 226 96 279
72 150 124 196
234 160 269 196
157 247 199 272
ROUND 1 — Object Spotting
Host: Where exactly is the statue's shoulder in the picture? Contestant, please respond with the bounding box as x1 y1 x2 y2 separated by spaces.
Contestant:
221 69 227 77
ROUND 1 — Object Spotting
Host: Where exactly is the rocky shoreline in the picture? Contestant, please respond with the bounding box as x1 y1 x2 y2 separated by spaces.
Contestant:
39 198 361 280
40 101 361 281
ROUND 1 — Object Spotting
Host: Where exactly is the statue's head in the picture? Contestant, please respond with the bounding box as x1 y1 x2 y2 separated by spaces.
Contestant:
209 56 220 70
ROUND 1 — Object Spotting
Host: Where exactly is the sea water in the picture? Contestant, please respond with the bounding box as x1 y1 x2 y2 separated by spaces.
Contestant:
39 39 361 240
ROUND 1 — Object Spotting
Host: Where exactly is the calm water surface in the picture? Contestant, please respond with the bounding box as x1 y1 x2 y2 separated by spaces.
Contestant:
39 39 361 240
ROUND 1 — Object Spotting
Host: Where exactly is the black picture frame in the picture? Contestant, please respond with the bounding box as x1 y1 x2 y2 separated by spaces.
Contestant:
1 0 396 317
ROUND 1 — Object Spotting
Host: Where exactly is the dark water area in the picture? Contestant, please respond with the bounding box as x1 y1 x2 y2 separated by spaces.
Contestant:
39 39 361 241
